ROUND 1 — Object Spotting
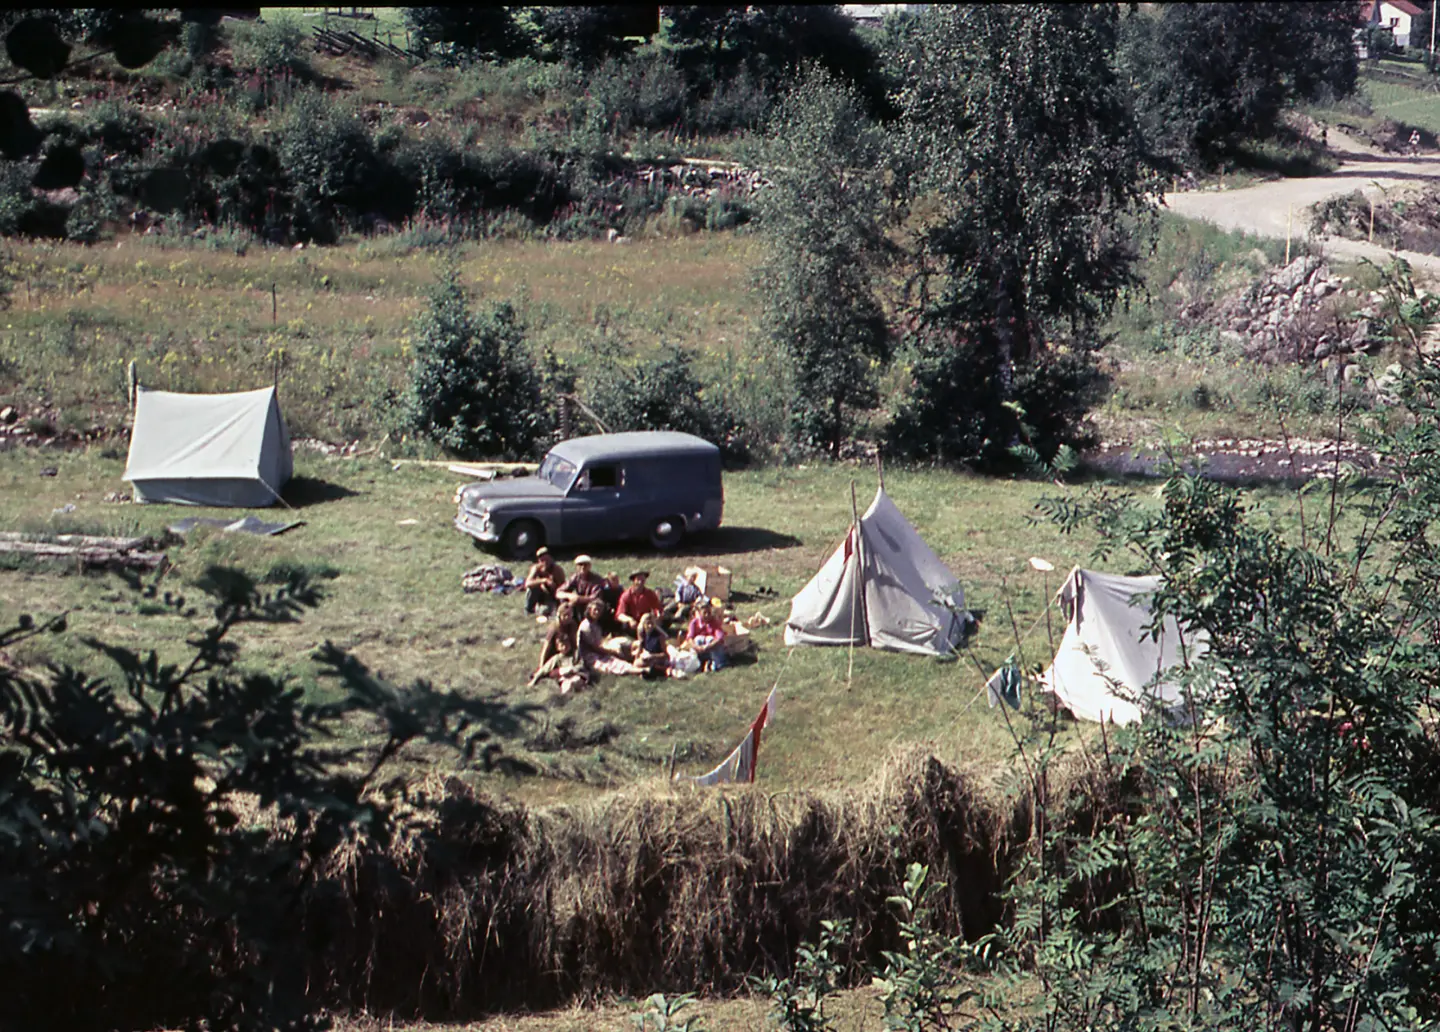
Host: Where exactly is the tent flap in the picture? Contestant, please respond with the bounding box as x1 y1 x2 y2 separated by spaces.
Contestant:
1041 568 1207 726
784 488 968 656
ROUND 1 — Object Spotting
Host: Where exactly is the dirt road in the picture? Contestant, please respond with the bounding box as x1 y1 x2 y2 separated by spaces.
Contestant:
1164 130 1440 272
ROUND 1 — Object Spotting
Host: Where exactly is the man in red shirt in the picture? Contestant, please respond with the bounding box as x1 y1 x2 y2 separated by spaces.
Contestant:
615 569 662 631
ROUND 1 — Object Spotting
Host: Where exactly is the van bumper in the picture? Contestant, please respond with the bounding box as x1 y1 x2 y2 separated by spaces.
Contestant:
454 507 499 543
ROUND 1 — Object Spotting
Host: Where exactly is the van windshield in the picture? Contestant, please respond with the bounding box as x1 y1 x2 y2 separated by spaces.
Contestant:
537 451 577 489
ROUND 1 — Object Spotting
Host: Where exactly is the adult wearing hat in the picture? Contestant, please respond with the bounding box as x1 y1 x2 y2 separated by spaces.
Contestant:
523 546 566 616
557 554 605 605
616 569 661 631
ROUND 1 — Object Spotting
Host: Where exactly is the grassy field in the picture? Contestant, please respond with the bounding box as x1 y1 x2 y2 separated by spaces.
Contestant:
0 437 1330 805
1305 56 1440 140
0 189 1392 1030
0 213 1370 456
0 234 761 443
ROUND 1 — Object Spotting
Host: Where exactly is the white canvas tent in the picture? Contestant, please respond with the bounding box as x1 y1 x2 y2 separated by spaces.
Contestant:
123 386 292 507
784 487 968 656
1040 568 1207 726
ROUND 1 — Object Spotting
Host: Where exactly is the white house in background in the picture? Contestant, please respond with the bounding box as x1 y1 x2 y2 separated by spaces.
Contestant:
841 5 907 30
1362 0 1424 48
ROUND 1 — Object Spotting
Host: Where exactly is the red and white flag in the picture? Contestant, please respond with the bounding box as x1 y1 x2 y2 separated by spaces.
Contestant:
690 687 777 786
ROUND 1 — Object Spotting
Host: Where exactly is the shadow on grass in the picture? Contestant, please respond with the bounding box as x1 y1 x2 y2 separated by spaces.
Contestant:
568 525 803 563
681 525 803 557
282 476 360 508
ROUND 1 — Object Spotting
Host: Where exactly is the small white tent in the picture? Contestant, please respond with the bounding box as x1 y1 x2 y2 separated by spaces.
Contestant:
123 386 293 507
1041 568 1207 726
784 487 968 656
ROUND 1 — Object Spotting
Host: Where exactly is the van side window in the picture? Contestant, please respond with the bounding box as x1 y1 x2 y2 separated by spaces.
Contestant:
582 465 622 489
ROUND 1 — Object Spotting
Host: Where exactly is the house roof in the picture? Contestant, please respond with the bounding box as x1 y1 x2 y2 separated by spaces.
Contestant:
1363 0 1424 18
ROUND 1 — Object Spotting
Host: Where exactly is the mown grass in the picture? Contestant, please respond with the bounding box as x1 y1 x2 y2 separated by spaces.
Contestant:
330 987 886 1032
1305 57 1440 139
0 440 1335 807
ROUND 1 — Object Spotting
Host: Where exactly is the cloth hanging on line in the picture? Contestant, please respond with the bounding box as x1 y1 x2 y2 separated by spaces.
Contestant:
986 662 1024 711
690 687 778 786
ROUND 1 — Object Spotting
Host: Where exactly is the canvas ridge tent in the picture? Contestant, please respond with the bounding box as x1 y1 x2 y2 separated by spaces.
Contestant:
1040 567 1208 726
124 385 293 507
784 486 970 656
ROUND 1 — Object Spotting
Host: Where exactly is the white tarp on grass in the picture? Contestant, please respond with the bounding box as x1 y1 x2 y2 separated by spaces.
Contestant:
124 386 292 507
784 487 968 656
1041 568 1208 726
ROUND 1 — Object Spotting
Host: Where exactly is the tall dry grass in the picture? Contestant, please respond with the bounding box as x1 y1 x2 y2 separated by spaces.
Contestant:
298 748 1106 1020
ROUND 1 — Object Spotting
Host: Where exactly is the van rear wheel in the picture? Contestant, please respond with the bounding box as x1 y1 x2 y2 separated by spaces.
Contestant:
650 515 685 550
501 519 545 560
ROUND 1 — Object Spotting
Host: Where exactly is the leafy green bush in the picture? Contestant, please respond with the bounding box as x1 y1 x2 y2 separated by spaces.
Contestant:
400 266 550 459
584 49 689 134
970 380 1440 1028
884 328 1105 468
752 918 851 1032
0 567 528 1031
579 340 750 463
274 91 397 243
227 12 310 77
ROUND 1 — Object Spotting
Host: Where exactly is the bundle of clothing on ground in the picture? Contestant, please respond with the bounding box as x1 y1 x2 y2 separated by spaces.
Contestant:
461 564 519 595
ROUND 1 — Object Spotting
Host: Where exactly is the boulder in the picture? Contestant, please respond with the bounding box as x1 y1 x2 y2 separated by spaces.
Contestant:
1272 255 1322 293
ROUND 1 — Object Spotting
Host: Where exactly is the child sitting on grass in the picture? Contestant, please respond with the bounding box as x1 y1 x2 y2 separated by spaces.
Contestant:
686 600 728 672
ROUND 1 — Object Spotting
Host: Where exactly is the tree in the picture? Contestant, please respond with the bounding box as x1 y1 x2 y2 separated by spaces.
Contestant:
665 5 887 117
403 7 535 61
0 567 530 1031
533 5 654 66
756 69 892 458
580 340 747 462
401 265 549 460
1118 3 1360 167
0 12 174 214
885 4 1155 467
970 354 1440 1028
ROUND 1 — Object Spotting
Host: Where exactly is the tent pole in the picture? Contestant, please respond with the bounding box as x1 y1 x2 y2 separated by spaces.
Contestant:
847 479 868 686
874 450 884 490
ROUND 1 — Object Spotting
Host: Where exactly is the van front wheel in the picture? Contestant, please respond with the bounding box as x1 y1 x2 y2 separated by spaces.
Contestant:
502 519 545 560
650 515 685 550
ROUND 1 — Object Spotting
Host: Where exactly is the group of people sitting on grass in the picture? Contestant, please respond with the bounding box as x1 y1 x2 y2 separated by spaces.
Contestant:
523 549 730 693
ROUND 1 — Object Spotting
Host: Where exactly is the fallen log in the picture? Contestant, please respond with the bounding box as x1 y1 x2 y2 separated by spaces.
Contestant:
0 531 156 550
0 540 167 570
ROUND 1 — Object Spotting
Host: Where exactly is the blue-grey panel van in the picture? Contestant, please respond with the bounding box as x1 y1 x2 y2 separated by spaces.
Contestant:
454 431 724 557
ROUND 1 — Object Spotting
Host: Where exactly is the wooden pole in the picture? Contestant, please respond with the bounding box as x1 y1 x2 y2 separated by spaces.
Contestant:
846 479 867 687
1286 204 1293 264
271 283 278 324
1370 198 1376 243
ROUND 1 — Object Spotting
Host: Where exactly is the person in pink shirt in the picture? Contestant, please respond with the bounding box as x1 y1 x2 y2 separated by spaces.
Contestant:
686 600 728 671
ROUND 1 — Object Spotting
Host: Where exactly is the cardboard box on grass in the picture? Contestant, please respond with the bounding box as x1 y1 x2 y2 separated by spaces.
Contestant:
683 564 732 601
